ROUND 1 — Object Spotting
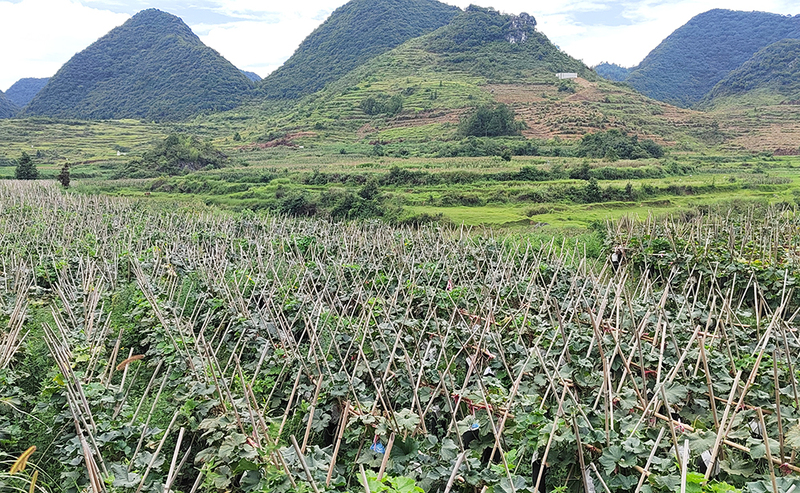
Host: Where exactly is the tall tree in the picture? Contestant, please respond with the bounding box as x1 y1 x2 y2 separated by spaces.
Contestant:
58 163 71 188
14 152 38 180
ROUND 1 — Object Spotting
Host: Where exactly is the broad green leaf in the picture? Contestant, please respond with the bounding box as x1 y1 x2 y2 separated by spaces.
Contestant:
360 472 388 493
388 475 423 493
218 432 247 460
720 457 756 477
394 408 420 433
110 464 141 488
785 422 800 448
686 429 717 452
746 477 800 493
440 438 458 461
685 471 704 493
494 474 527 493
663 383 688 405
748 437 779 460
599 444 636 475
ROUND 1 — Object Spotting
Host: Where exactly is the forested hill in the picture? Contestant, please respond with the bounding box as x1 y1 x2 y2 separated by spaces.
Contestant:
699 38 800 107
262 5 606 144
594 62 631 82
258 0 460 100
625 9 800 107
419 6 592 79
241 71 262 82
5 77 49 107
0 91 18 119
23 9 254 121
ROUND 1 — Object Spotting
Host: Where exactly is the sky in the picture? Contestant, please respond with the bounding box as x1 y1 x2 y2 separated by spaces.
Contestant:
1 0 798 92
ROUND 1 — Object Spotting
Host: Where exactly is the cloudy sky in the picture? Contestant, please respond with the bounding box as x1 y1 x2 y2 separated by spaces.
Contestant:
1 0 798 91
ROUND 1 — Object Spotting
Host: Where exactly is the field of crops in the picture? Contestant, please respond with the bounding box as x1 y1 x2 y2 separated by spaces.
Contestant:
1 182 800 493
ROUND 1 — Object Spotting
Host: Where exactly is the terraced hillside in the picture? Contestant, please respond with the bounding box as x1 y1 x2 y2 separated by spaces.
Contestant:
714 104 800 153
235 7 719 151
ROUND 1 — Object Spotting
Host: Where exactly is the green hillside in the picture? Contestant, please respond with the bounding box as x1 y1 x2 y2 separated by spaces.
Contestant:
0 91 18 119
258 0 459 99
420 7 588 78
594 62 630 82
625 9 800 107
700 38 800 108
230 6 717 151
5 77 49 107
241 70 261 82
251 6 590 137
23 9 253 121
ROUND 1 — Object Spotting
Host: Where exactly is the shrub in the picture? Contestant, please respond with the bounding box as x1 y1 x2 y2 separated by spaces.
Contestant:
123 134 227 178
576 129 664 160
360 94 404 116
14 152 38 180
459 103 521 137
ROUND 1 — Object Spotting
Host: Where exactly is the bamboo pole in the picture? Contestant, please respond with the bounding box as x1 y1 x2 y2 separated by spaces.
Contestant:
757 408 779 493
326 401 350 487
291 435 321 493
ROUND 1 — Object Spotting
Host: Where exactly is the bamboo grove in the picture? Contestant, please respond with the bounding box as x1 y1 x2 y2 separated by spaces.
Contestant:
1 182 800 492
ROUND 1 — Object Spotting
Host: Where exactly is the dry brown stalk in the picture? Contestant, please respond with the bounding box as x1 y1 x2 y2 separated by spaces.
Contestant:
572 416 590 493
290 434 321 493
534 384 568 493
650 409 800 473
757 408 779 493
326 401 350 487
634 427 666 493
301 374 324 454
377 432 396 482
680 438 690 493
443 451 468 493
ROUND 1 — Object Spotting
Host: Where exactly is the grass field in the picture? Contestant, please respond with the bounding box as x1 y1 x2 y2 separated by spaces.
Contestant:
1 112 799 230
55 151 798 228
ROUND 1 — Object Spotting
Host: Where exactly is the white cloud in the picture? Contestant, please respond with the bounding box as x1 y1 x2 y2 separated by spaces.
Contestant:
0 0 129 90
194 13 332 78
207 0 339 19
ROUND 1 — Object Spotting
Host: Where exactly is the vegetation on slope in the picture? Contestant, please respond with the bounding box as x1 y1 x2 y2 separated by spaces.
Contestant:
423 6 592 81
22 9 253 121
700 38 800 108
459 103 521 137
238 5 604 149
240 70 262 82
258 0 459 100
576 129 664 160
593 62 631 82
0 90 18 119
625 9 800 107
13 151 38 179
122 133 228 178
5 77 49 107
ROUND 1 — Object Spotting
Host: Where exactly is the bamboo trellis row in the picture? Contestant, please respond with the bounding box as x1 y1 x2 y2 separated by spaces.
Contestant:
0 181 798 492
